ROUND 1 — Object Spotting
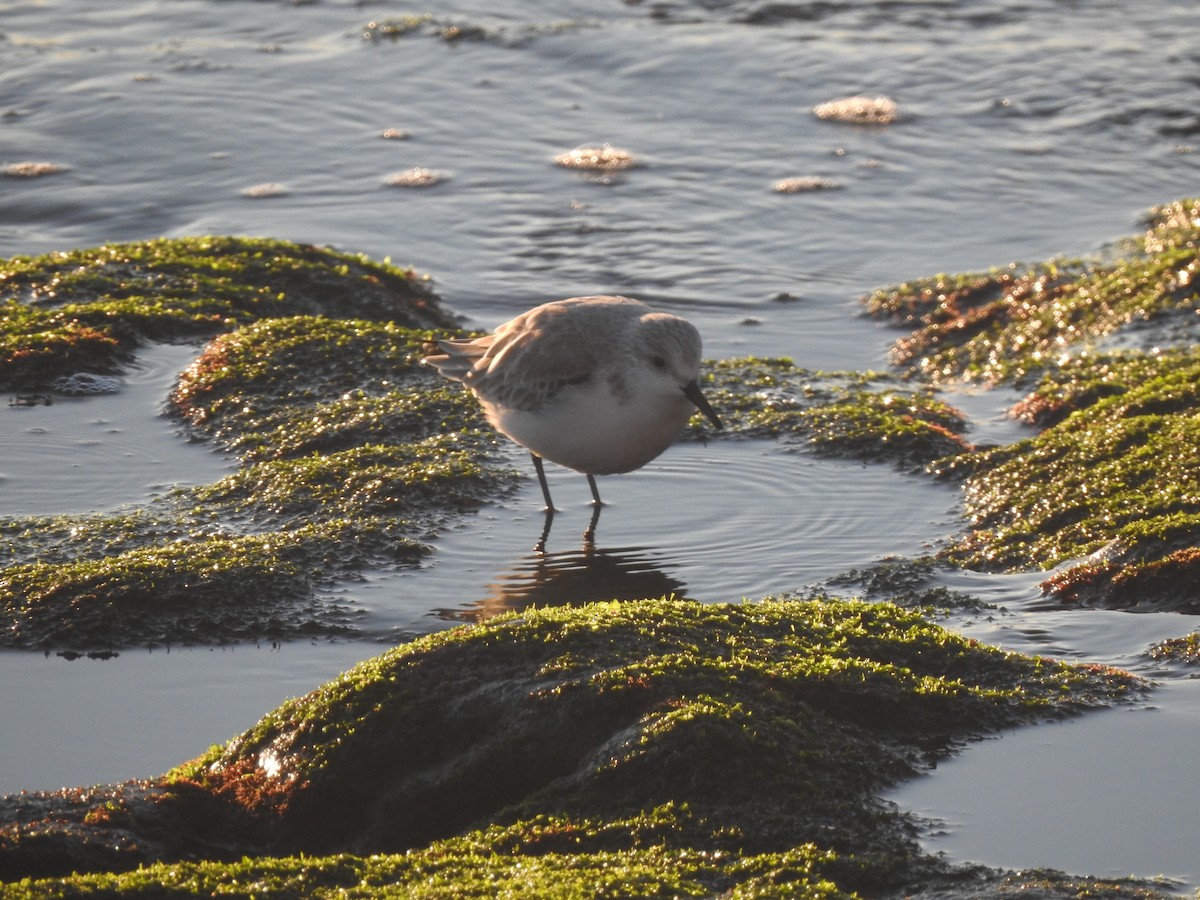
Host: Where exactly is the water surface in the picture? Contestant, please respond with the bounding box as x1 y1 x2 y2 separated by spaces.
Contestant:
1 0 1198 890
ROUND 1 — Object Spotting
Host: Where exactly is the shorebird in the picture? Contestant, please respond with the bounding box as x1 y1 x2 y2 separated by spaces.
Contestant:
424 295 722 511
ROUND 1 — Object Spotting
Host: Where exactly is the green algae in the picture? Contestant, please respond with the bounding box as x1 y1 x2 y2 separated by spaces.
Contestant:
698 358 972 471
192 440 499 524
1149 631 1200 664
168 315 488 460
3 822 850 899
4 853 1174 900
6 850 1174 900
190 599 1136 867
935 344 1200 611
853 198 1200 614
865 198 1200 385
0 238 518 650
1 597 1146 897
0 236 449 392
0 520 429 649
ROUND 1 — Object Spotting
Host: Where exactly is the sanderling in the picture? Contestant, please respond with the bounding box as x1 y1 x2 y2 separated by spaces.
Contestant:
424 295 723 511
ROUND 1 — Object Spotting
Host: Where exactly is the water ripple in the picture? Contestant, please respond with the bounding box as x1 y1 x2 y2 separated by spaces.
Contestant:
345 440 961 632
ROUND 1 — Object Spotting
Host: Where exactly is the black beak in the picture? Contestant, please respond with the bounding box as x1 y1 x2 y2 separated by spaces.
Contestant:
683 379 723 430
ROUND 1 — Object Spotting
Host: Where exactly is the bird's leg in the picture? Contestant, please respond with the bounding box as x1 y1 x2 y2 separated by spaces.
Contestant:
586 473 603 507
531 453 556 512
582 502 601 549
534 506 554 554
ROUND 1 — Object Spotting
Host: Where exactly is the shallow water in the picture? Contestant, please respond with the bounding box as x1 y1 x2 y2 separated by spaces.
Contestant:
0 343 234 516
891 583 1200 892
348 442 961 634
2 0 1199 890
893 683 1200 890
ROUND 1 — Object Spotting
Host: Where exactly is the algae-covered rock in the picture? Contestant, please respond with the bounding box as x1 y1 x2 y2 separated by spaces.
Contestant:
0 597 1146 897
863 198 1200 614
942 347 1200 611
0 236 450 392
864 198 1200 385
698 357 972 471
1149 631 1200 665
0 238 518 650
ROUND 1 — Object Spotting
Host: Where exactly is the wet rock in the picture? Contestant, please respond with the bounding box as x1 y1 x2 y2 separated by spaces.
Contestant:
698 357 972 471
863 198 1200 385
0 238 514 652
0 597 1146 896
863 198 1200 613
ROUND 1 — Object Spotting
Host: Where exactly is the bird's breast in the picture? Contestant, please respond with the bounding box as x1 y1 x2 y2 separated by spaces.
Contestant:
483 377 693 475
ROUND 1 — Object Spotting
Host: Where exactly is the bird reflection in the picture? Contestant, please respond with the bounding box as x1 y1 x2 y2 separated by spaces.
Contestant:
436 508 690 624
536 503 601 554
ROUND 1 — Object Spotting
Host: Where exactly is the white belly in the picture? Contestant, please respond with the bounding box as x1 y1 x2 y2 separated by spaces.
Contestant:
483 378 693 475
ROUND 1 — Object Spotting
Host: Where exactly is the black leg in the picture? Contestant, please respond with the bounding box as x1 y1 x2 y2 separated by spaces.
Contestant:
534 506 554 554
586 473 602 507
531 453 555 512
583 502 601 548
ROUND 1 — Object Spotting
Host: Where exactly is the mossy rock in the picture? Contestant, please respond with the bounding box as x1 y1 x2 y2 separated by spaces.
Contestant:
0 236 452 392
855 198 1200 613
931 311 1200 612
865 198 1200 385
0 597 1146 897
1149 631 1200 665
697 357 972 471
0 238 519 650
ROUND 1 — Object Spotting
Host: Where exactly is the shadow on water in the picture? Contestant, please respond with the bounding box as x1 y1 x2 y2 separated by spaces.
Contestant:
435 506 692 623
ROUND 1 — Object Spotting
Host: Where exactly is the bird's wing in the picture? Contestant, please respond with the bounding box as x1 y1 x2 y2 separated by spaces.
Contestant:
494 298 651 410
425 297 646 410
477 304 601 410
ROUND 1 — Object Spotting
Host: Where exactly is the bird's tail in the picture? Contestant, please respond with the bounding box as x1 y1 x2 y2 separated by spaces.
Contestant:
422 338 489 383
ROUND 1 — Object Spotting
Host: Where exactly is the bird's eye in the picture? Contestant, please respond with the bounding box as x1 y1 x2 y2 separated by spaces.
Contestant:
650 355 667 370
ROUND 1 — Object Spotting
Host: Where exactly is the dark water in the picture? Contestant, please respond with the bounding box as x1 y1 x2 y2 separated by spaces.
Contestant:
2 0 1199 889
